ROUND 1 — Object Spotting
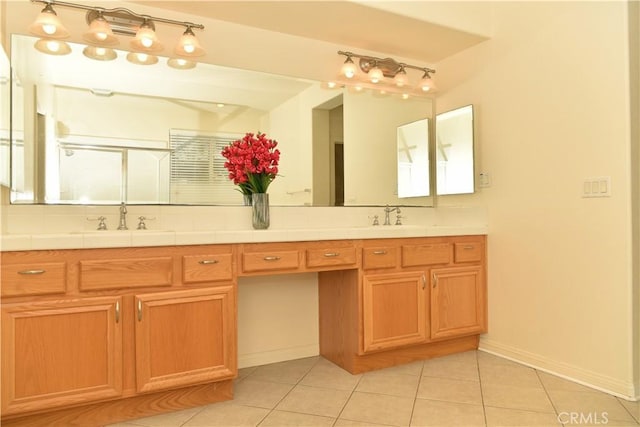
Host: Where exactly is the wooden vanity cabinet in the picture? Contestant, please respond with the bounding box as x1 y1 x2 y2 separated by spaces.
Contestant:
1 246 237 426
135 286 236 393
1 296 123 416
358 236 486 355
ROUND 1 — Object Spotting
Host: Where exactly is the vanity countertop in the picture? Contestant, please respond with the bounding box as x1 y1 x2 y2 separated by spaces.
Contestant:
0 225 488 251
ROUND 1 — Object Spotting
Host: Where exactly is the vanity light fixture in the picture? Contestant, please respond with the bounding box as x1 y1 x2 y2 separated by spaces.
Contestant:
335 51 437 97
28 0 206 66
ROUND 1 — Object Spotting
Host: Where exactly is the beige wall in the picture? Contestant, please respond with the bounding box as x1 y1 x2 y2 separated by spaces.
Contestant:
436 1 637 397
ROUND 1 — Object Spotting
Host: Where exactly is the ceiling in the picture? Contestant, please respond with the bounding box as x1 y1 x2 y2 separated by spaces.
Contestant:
132 1 489 64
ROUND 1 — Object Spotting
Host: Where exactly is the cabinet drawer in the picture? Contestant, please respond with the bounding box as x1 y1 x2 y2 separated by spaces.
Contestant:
402 243 451 267
1 262 67 297
454 242 483 263
306 247 357 268
242 250 300 273
80 257 173 291
362 247 398 270
183 254 233 283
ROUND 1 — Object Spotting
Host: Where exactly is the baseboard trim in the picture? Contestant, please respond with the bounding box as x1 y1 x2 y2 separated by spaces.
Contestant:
479 338 637 401
238 344 319 369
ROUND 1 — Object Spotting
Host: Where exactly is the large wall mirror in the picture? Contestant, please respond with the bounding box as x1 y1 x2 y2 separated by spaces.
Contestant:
435 105 474 195
0 45 9 187
9 34 434 207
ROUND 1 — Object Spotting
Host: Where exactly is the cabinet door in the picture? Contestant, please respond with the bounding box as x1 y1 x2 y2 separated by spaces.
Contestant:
1 296 123 415
135 286 236 393
430 266 486 340
362 271 427 353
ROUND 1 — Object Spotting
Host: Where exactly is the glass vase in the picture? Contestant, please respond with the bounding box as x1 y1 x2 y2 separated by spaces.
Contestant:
243 193 252 206
251 193 270 229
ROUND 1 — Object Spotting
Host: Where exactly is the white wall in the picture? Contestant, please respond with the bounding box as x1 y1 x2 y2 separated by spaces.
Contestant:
435 1 637 398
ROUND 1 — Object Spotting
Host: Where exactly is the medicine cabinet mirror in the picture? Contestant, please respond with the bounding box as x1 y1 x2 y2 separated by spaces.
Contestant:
397 118 430 199
435 104 475 195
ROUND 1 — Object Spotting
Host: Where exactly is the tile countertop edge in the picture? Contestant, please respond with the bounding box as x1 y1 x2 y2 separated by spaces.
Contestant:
0 225 489 251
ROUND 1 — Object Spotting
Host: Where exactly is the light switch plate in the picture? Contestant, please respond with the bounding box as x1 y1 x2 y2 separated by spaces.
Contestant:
582 176 611 198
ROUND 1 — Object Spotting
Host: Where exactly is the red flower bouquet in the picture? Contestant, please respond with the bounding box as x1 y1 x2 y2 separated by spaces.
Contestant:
221 132 280 195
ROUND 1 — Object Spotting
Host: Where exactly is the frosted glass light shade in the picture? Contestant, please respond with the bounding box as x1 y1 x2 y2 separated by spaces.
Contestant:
34 38 71 55
28 4 69 39
131 22 163 52
420 75 436 92
369 66 383 83
84 15 119 46
167 58 196 69
341 58 357 79
126 52 159 65
174 28 205 57
83 46 117 61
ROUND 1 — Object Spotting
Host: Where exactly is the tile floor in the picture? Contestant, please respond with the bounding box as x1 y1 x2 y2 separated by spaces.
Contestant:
108 351 640 427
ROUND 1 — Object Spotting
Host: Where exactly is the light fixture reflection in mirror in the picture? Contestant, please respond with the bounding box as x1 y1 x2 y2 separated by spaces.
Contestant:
435 105 475 195
167 58 196 70
83 46 117 61
126 52 159 65
34 38 71 55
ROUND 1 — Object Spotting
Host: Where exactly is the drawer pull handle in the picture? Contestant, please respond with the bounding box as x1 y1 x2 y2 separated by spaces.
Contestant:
433 272 438 288
263 256 281 261
372 250 387 255
463 245 475 250
137 300 143 321
18 269 46 275
422 274 426 290
115 301 120 323
324 252 340 257
198 259 219 265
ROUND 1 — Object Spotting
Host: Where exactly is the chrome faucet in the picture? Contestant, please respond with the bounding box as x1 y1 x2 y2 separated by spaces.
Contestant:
117 202 128 230
383 205 402 226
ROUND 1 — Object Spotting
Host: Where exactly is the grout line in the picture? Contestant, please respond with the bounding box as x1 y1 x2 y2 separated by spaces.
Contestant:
256 356 323 426
536 368 562 424
475 350 489 427
331 364 365 426
407 358 427 426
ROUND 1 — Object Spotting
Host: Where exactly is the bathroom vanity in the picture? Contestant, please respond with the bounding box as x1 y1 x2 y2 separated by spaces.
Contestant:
0 231 486 426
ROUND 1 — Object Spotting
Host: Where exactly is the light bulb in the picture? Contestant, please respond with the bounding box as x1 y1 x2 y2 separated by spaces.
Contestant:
131 21 163 52
341 57 357 79
84 13 118 46
42 23 57 35
369 66 383 83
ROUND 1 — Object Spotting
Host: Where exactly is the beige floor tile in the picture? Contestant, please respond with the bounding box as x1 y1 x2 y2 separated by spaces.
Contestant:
618 398 640 423
106 407 202 427
480 362 542 388
537 371 600 394
482 382 555 413
276 384 351 418
182 401 269 427
477 351 520 367
411 399 485 427
547 389 637 423
259 409 335 426
422 357 480 382
436 350 479 364
339 391 415 426
356 371 420 398
233 378 294 409
417 376 483 405
485 406 562 426
248 356 319 384
375 360 424 377
300 358 362 391
238 366 259 380
334 419 392 426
